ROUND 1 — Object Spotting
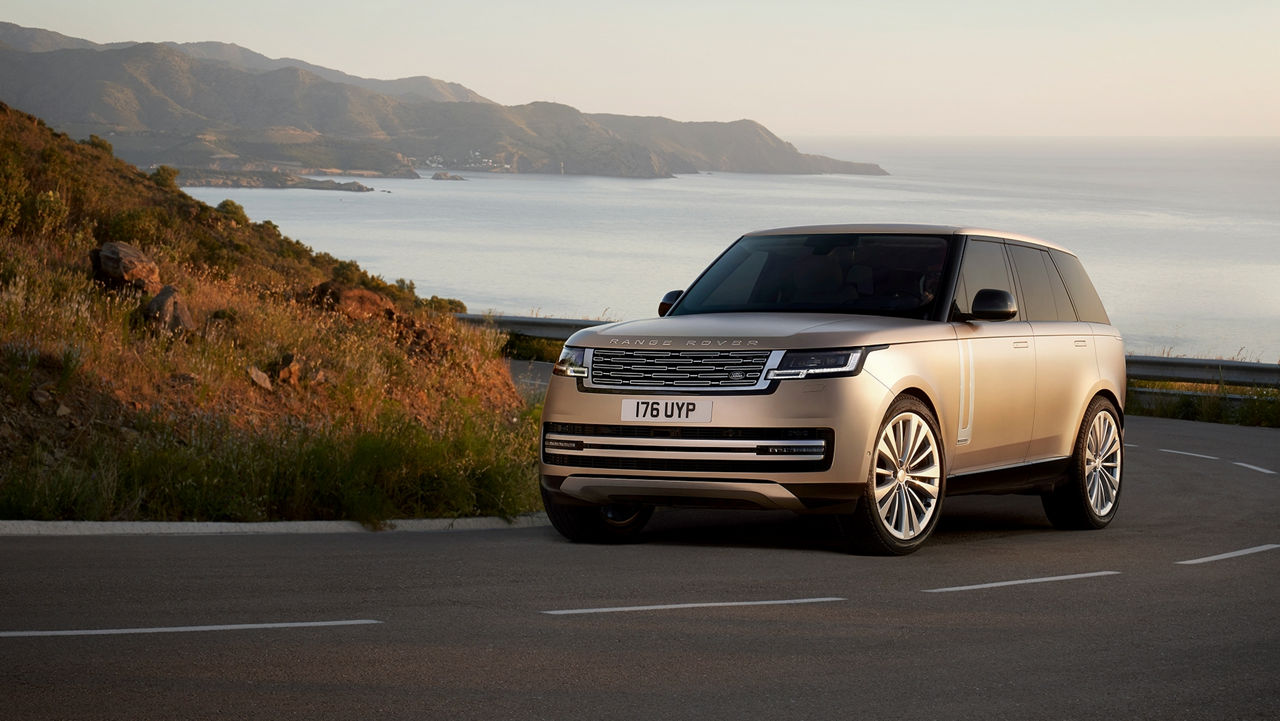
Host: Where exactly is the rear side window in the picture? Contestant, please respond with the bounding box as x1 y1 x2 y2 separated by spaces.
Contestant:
1043 252 1078 321
1008 245 1058 321
1009 245 1078 321
952 239 1017 320
1049 250 1110 324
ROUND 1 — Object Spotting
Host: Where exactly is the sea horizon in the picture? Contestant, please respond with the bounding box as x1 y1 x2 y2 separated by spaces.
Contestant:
186 136 1280 363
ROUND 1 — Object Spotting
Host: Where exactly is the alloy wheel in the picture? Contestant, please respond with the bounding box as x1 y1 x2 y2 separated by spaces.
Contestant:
873 411 942 540
1084 410 1122 516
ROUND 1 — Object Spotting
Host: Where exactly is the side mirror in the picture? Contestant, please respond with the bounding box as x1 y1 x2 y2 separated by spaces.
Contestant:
658 290 683 317
969 289 1017 321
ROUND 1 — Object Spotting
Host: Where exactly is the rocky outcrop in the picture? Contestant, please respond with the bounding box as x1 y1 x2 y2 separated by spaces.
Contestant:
142 285 197 334
308 281 451 361
89 241 161 294
89 244 198 335
309 281 396 320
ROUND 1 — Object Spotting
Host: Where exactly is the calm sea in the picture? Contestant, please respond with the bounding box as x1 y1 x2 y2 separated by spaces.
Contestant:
186 137 1280 362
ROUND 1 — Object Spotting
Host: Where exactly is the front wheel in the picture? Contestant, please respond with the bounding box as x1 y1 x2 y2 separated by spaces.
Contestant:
1042 397 1123 529
838 396 946 555
541 486 653 544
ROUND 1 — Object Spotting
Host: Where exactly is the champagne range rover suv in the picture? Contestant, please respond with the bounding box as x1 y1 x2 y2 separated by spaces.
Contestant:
541 225 1125 554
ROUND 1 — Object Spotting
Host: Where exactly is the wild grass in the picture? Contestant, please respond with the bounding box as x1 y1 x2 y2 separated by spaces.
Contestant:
0 225 542 523
0 403 540 524
1127 381 1279 427
502 333 564 363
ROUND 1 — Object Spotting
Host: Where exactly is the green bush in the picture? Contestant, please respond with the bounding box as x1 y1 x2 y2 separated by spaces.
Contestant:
150 165 180 190
216 199 251 226
0 156 26 236
85 135 113 154
31 190 69 236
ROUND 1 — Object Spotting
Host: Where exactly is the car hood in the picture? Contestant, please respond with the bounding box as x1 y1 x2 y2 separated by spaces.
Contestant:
566 313 956 350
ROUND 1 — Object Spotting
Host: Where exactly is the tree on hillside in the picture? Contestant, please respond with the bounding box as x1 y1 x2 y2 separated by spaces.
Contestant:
150 165 179 190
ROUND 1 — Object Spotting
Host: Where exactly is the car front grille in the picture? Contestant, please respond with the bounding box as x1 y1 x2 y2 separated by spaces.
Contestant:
542 423 834 473
587 348 778 390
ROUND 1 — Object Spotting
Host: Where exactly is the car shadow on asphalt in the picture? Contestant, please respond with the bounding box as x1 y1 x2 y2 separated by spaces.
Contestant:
633 494 1055 554
641 509 842 552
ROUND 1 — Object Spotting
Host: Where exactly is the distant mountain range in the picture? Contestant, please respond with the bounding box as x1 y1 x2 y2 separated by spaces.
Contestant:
0 22 886 179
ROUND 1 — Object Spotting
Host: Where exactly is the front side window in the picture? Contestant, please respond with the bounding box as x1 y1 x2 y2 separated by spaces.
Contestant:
951 238 1018 320
670 234 954 320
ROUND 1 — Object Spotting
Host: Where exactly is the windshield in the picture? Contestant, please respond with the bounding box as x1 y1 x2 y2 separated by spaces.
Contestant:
670 233 956 320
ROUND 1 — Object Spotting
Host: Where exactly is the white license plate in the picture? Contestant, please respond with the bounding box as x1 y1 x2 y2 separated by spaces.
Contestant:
621 399 713 423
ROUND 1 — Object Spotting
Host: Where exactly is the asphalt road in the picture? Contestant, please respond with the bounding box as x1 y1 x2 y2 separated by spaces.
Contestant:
1 416 1276 720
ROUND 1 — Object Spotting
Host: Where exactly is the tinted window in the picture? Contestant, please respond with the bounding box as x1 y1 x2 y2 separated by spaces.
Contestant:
1049 250 1110 324
671 234 954 320
1043 251 1078 321
952 239 1016 320
1009 245 1058 321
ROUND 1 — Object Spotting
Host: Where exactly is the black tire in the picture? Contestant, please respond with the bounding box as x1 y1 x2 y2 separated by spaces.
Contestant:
1042 397 1123 530
838 395 946 555
541 486 653 544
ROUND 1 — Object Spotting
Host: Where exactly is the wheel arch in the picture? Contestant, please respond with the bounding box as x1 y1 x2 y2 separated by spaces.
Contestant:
1095 388 1124 425
1079 385 1124 430
882 383 951 471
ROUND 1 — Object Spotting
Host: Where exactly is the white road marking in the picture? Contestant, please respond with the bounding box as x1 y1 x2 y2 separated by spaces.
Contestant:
1159 448 1219 460
1176 544 1280 565
0 619 382 638
922 571 1121 593
1140 444 1277 475
542 597 845 616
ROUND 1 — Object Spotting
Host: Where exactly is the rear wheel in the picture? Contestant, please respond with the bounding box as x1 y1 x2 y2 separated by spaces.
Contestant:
839 396 945 555
1042 397 1123 529
541 486 653 543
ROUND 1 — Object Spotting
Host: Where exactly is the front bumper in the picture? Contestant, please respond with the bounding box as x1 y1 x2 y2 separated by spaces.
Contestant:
539 372 892 511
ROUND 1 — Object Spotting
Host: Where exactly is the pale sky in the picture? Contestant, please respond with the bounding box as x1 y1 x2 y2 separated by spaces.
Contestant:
4 0 1277 137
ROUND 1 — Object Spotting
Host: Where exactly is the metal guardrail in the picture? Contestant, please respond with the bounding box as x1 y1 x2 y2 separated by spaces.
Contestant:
455 314 604 340
1126 356 1280 388
458 314 1280 389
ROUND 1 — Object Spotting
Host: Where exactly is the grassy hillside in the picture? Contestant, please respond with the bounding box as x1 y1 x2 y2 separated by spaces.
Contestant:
0 29 887 178
0 102 540 524
0 21 493 104
590 114 889 175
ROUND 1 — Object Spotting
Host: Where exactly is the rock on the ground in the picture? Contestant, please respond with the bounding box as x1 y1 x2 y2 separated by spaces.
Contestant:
309 281 396 320
89 242 162 294
142 285 197 334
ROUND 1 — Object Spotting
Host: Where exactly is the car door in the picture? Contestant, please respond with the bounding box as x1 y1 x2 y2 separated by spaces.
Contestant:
1008 243 1099 462
949 237 1036 473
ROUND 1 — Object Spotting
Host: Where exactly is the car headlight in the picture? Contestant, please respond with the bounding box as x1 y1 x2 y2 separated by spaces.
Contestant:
767 348 864 379
552 346 588 377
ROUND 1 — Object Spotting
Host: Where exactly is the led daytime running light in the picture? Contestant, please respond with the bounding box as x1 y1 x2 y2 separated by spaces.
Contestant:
767 348 864 379
552 347 588 377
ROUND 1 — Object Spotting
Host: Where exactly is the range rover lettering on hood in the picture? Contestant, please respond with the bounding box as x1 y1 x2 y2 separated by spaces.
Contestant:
606 338 761 347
